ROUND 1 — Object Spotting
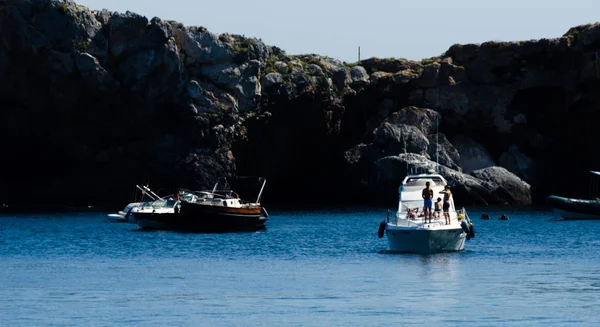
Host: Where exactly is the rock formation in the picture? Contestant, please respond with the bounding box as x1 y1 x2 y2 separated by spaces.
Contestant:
3 0 600 208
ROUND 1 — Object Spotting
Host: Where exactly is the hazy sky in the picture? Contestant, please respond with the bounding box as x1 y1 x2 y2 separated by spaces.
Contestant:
76 0 599 63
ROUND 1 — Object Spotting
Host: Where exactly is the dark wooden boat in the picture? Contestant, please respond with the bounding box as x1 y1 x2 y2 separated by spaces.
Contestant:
135 177 269 232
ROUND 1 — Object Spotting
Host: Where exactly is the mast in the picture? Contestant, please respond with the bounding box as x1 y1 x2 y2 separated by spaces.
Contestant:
136 185 159 200
256 178 267 203
436 113 439 172
403 129 409 174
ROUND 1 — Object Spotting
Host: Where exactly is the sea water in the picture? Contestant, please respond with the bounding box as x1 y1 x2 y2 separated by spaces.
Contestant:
1 207 599 326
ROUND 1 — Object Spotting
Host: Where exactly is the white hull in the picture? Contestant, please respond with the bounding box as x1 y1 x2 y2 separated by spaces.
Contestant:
381 173 475 254
107 202 143 223
554 208 600 220
386 222 466 254
107 213 128 222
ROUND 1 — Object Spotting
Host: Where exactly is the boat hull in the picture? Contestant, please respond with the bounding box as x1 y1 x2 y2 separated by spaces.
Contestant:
553 208 600 220
135 202 268 232
385 226 466 254
548 195 600 220
107 202 142 223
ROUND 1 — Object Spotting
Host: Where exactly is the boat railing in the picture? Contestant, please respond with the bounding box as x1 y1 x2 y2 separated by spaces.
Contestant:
387 211 446 227
139 199 173 209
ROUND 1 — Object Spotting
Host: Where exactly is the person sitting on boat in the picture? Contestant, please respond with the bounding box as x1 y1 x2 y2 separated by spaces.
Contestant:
406 208 417 220
422 181 434 223
434 197 442 219
439 185 452 225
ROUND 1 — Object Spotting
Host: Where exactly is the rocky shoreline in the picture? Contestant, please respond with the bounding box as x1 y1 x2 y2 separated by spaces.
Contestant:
2 0 599 209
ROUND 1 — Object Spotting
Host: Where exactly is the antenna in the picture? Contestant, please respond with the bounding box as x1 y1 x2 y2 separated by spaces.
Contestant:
404 133 409 174
436 114 439 172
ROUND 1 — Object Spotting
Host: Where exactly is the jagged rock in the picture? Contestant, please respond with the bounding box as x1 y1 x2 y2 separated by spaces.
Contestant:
373 123 429 157
384 106 441 135
369 71 392 85
274 61 288 73
453 134 496 173
199 60 260 111
359 57 421 73
305 63 324 76
418 60 464 87
427 133 461 171
186 79 234 110
350 66 369 85
470 166 532 205
246 38 271 61
261 72 284 91
173 26 234 65
419 63 440 88
108 11 150 58
74 52 119 93
393 69 421 84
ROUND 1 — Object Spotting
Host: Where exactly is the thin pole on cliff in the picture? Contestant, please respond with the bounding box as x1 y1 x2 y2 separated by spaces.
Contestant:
358 46 361 62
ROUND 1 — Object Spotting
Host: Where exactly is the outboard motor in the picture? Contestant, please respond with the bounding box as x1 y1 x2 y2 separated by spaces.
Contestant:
460 220 471 240
378 221 386 239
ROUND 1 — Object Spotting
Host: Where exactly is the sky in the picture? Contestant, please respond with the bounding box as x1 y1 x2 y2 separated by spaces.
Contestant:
75 0 599 63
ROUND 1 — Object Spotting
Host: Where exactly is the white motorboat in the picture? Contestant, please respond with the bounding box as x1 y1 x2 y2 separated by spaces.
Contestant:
378 172 475 254
107 185 162 223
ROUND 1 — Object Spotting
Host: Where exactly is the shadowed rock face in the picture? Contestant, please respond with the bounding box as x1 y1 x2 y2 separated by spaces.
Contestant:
1 0 600 208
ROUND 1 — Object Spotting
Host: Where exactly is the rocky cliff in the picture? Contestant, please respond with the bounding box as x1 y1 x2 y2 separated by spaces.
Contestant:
2 0 598 209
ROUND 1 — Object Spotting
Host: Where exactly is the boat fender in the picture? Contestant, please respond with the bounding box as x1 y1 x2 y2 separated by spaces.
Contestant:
460 220 471 240
377 221 386 239
468 222 475 238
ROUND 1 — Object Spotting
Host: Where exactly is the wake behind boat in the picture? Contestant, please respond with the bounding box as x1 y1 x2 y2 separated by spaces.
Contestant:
378 172 475 254
133 177 269 232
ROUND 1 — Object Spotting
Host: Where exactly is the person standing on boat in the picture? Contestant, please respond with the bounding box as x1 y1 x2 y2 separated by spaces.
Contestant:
434 197 442 219
439 185 452 225
422 182 434 223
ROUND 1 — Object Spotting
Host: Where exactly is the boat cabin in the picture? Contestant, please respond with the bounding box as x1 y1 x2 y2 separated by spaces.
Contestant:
397 173 456 215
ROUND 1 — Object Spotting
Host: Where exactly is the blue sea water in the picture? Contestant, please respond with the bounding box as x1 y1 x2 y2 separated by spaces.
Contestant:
1 207 600 327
